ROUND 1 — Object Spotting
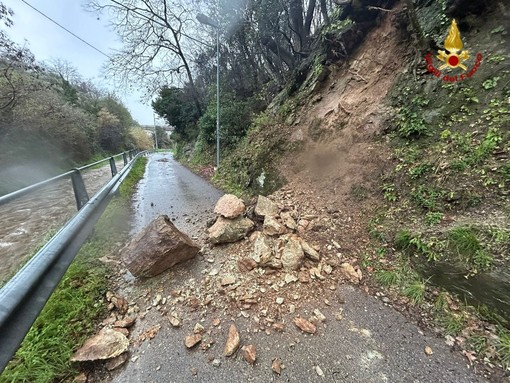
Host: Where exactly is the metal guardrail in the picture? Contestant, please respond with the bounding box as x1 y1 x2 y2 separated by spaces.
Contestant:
0 150 148 373
0 150 136 210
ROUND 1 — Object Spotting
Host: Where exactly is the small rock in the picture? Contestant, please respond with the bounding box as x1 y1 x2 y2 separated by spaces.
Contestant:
243 344 257 365
209 269 219 276
112 327 129 337
263 216 286 236
105 353 129 371
273 323 285 332
212 358 221 367
212 318 221 327
281 211 298 230
224 324 241 356
221 276 236 286
323 264 333 274
114 316 136 328
191 368 198 376
300 239 320 261
271 358 282 374
276 297 284 305
73 373 87 383
152 294 162 306
316 365 324 377
298 271 310 283
424 346 433 355
194 323 205 334
340 263 361 284
238 257 257 272
313 309 326 323
284 274 298 284
293 317 317 334
169 316 181 327
185 334 202 348
289 304 296 314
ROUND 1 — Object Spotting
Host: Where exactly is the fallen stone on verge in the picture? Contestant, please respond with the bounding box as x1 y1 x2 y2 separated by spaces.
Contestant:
214 194 246 219
71 329 129 362
238 257 257 272
281 237 304 271
272 358 282 374
105 353 129 371
293 317 317 334
114 316 136 328
315 365 324 377
425 346 433 355
340 263 361 284
185 334 202 348
263 216 286 236
208 216 255 244
254 195 279 218
122 215 199 278
300 239 320 262
224 324 241 356
243 345 257 365
212 359 221 367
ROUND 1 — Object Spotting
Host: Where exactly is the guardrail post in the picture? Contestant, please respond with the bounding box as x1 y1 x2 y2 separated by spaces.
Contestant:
109 157 117 177
129 151 133 160
71 170 89 210
123 152 128 166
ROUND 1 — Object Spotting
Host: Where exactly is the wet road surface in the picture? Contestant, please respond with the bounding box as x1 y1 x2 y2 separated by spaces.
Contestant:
0 161 124 284
130 152 222 235
106 153 487 383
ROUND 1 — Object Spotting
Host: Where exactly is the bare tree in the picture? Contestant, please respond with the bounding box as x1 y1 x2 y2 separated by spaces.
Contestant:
88 0 203 114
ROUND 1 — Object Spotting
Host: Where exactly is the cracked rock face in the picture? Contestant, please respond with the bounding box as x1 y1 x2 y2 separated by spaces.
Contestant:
122 215 199 278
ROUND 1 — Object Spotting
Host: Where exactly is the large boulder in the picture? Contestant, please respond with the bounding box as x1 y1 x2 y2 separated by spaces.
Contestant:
122 215 199 278
208 216 255 244
214 194 246 218
254 195 279 218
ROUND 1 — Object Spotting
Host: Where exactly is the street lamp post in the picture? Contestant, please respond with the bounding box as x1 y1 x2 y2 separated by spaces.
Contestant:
196 13 220 170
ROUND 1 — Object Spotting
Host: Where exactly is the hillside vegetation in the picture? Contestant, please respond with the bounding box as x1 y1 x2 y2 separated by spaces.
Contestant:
0 7 153 195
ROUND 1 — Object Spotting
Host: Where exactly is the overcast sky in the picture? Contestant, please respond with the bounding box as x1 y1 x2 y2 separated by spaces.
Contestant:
2 0 156 125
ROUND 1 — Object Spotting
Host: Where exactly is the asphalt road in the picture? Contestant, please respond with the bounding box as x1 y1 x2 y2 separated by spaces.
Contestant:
107 153 487 383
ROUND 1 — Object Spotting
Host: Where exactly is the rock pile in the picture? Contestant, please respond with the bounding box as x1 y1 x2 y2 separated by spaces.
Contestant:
248 195 321 271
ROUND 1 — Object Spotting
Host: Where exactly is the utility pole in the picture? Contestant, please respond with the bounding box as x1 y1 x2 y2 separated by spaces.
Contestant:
153 113 159 150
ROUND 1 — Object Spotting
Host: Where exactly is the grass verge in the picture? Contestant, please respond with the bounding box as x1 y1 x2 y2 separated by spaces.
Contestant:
0 156 147 383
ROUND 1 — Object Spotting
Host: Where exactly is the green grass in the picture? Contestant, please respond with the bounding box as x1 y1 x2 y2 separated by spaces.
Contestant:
374 270 400 287
0 156 147 383
403 279 426 305
496 328 510 369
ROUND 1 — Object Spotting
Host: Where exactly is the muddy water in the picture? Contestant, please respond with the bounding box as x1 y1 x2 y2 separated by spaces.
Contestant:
414 260 510 322
0 162 124 284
